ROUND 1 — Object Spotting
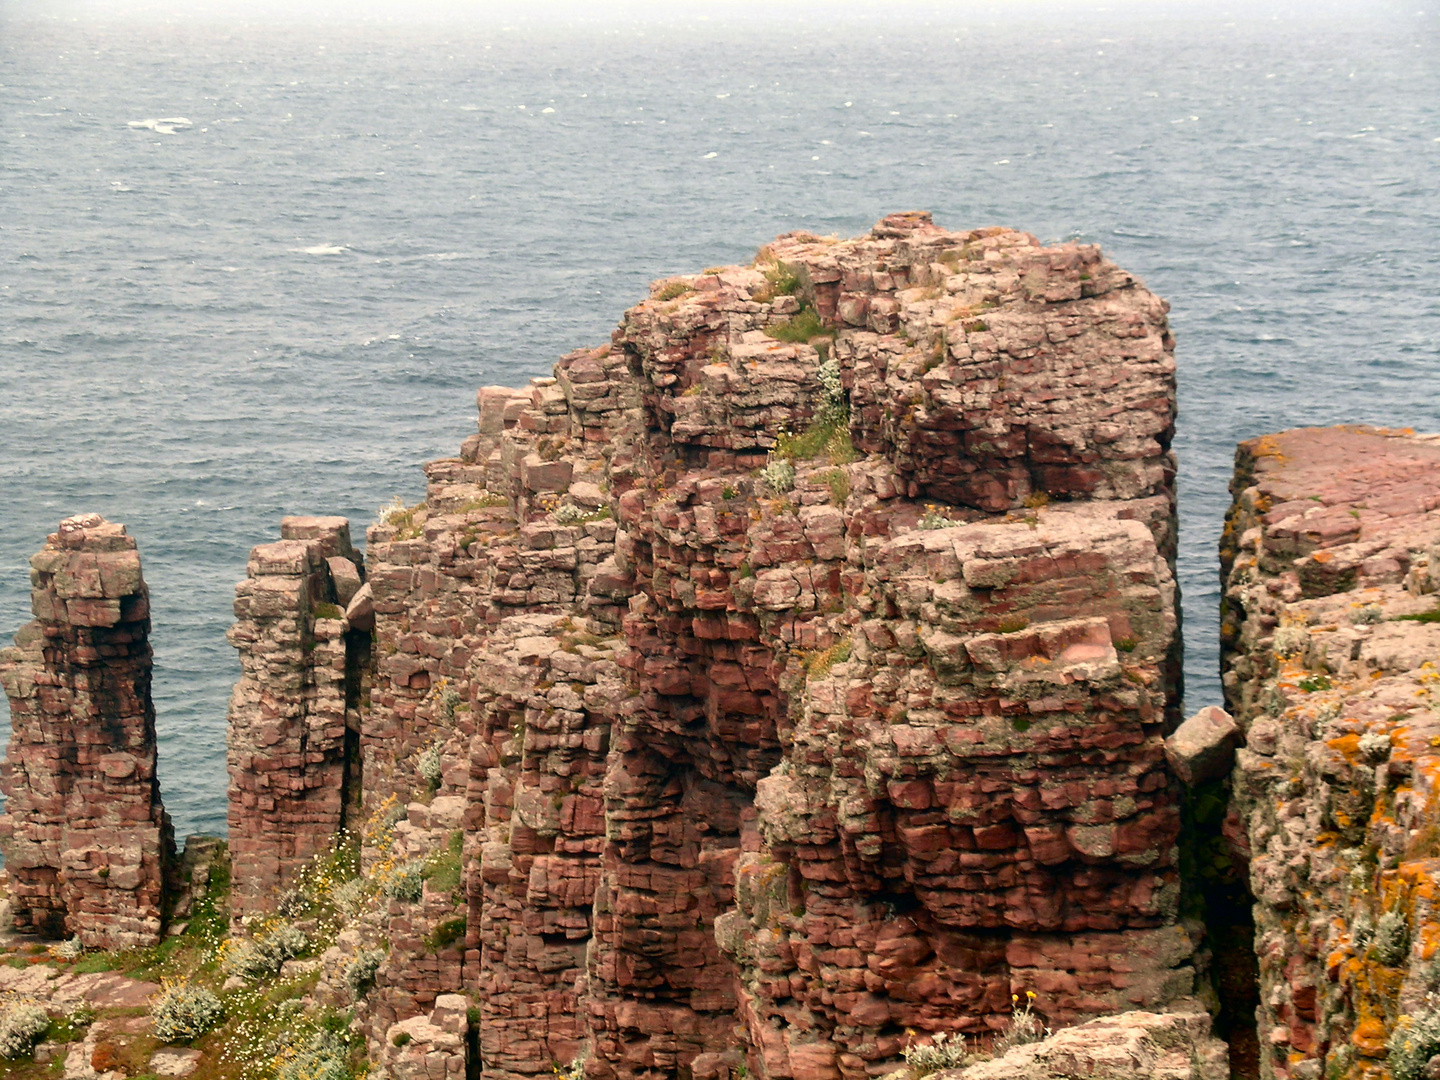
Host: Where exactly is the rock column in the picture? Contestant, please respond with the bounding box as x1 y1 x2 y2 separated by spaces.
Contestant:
226 516 366 919
0 514 173 948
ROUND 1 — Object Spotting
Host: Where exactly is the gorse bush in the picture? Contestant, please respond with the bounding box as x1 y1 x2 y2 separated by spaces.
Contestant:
151 980 224 1043
0 1002 49 1059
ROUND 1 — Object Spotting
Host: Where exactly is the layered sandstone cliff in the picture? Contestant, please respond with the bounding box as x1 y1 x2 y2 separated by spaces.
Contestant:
218 212 1200 1080
1220 427 1440 1080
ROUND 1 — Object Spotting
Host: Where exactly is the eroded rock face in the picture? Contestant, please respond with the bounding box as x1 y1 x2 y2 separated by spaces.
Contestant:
1220 427 1440 1080
225 214 1192 1080
0 515 173 948
226 516 367 920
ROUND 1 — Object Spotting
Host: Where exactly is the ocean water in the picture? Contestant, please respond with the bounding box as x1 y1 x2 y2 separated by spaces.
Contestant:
1 0 1436 840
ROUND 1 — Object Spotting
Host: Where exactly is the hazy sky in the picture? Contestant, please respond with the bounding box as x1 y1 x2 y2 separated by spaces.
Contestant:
1 0 1415 24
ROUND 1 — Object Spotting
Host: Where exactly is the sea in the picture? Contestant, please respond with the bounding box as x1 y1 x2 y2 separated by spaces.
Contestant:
1 0 1436 840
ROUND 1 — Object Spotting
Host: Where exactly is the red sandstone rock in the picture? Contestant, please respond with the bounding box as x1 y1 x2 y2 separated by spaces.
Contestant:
224 215 1188 1080
1220 426 1440 1080
225 515 365 920
0 515 173 948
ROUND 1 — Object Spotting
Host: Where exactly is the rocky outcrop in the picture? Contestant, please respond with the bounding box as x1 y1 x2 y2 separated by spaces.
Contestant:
1219 426 1440 1080
216 212 1196 1080
0 515 174 949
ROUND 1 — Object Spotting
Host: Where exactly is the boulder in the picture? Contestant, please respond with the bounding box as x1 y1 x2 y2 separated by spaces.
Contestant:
1163 706 1240 786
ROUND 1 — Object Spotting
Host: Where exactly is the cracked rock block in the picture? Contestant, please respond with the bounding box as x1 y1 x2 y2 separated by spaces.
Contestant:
1164 706 1240 787
0 515 174 948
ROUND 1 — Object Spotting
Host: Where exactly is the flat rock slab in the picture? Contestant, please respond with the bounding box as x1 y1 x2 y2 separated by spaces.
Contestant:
0 965 159 1010
151 1048 203 1077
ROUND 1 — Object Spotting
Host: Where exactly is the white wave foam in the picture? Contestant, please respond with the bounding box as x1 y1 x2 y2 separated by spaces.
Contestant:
290 244 347 255
128 117 192 134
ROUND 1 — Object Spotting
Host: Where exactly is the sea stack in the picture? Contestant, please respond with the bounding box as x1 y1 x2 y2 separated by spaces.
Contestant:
0 514 173 949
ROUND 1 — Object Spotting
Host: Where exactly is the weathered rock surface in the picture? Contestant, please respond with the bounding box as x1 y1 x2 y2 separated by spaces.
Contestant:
221 213 1194 1080
226 516 367 921
1165 706 1240 787
932 1009 1228 1080
1220 426 1440 1080
0 515 173 948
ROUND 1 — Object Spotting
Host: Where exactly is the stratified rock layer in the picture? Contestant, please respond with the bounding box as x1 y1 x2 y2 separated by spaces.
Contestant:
1220 426 1440 1080
226 516 367 920
0 515 173 948
228 213 1191 1080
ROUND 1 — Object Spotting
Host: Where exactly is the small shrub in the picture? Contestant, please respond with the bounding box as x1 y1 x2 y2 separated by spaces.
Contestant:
1389 1004 1440 1080
721 484 739 500
48 937 83 962
332 875 371 920
764 306 827 344
278 1030 354 1080
1353 604 1383 625
276 888 309 918
1358 731 1392 763
222 921 309 980
997 616 1029 634
1114 636 1139 653
762 460 795 495
993 991 1050 1054
1273 625 1309 659
552 1057 586 1080
345 949 384 998
382 861 426 903
552 503 611 525
0 1002 49 1059
1374 911 1411 966
1353 912 1375 947
902 1030 973 1076
392 1031 412 1049
918 506 953 530
424 831 465 897
417 743 443 790
653 279 693 302
313 602 344 621
426 917 466 951
1396 605 1440 624
761 261 802 298
823 468 850 508
1299 674 1332 692
150 980 223 1044
806 639 852 680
